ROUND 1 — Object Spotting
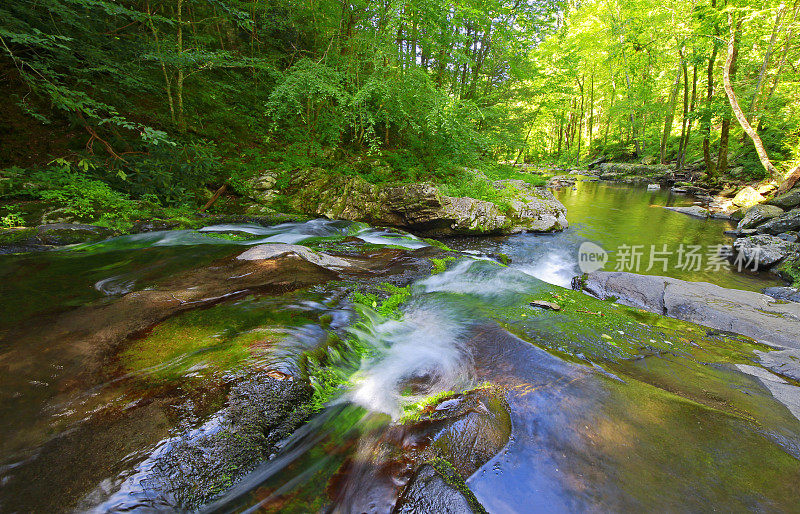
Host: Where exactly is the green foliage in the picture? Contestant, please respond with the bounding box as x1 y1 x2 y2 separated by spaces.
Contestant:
0 210 24 228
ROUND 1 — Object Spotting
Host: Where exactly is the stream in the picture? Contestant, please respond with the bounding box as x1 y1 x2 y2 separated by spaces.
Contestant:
0 181 797 512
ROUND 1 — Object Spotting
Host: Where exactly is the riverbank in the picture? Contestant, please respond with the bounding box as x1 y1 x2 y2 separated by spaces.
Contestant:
0 163 569 254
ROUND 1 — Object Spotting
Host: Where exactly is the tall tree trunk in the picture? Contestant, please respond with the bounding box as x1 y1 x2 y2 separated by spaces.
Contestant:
677 56 690 166
621 46 641 156
723 15 779 178
176 0 185 132
588 70 595 153
576 76 585 166
717 17 741 176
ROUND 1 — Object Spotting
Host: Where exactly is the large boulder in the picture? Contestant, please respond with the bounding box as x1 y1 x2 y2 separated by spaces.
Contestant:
737 204 784 229
283 169 567 236
35 223 115 245
732 234 799 268
767 187 800 210
731 186 765 209
756 208 800 235
573 271 800 349
595 162 674 176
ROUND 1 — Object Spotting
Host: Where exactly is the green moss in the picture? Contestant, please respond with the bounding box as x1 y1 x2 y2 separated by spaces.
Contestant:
428 458 488 514
0 226 36 245
351 283 411 319
430 256 455 274
422 237 454 251
119 296 316 382
195 230 262 241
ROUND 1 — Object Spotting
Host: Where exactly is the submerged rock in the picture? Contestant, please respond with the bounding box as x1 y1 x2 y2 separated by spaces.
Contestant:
282 168 568 236
333 386 509 513
573 271 800 349
237 243 355 270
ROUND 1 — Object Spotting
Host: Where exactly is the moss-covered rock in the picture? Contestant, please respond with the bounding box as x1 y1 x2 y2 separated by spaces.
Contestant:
280 168 567 236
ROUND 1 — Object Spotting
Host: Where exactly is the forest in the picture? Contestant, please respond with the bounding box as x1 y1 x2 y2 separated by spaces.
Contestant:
1 0 797 228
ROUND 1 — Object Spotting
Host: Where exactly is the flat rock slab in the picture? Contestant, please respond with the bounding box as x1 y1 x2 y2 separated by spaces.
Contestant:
663 206 709 219
237 243 354 269
574 271 800 349
756 349 800 382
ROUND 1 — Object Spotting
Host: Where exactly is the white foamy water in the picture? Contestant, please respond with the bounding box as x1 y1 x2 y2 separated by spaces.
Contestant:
346 303 475 418
514 249 578 288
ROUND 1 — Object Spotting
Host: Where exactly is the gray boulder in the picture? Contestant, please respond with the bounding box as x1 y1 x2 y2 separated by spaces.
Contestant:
762 286 800 303
737 204 784 229
732 234 799 268
756 208 800 235
767 187 800 210
573 271 800 349
756 349 800 382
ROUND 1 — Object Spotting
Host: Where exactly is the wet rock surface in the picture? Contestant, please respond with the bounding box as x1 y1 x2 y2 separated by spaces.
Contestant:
574 271 800 349
334 386 510 513
393 462 486 514
763 286 800 303
138 373 313 510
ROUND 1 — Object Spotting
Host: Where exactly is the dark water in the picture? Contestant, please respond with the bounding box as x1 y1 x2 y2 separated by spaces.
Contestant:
446 179 782 291
0 186 797 512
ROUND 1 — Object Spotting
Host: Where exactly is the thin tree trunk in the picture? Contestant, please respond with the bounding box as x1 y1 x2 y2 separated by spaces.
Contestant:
748 4 785 122
660 58 683 163
723 15 779 178
679 64 698 171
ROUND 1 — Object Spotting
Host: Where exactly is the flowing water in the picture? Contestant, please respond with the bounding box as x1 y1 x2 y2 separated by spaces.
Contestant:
444 178 783 291
0 183 797 512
